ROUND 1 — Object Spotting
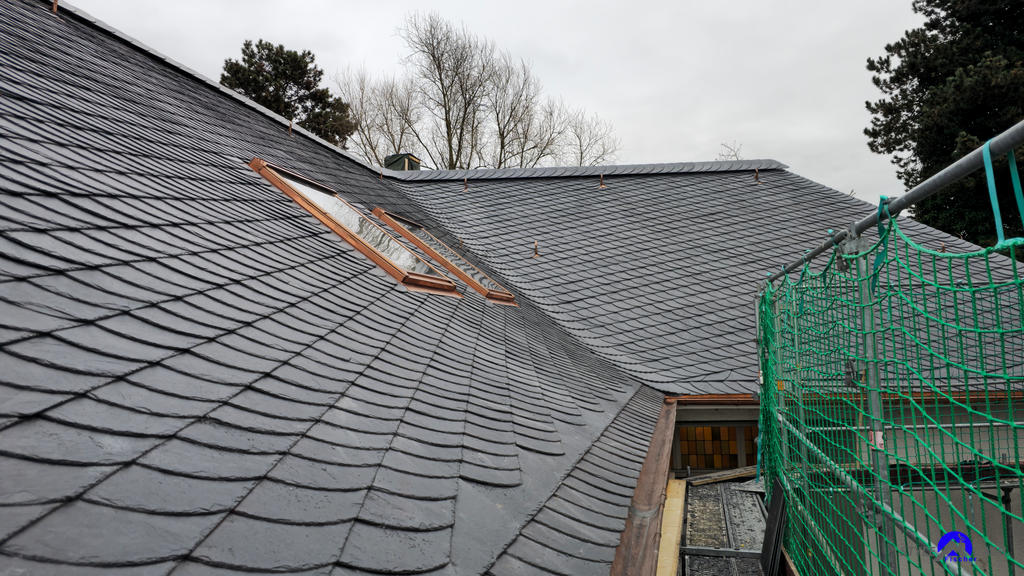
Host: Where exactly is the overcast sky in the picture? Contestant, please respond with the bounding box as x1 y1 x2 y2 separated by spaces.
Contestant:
70 0 924 206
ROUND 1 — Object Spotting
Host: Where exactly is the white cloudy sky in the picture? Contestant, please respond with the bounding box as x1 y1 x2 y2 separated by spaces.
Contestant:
69 0 924 206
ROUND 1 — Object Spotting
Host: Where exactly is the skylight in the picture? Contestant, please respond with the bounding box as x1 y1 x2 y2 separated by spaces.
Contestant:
374 208 516 304
250 159 458 295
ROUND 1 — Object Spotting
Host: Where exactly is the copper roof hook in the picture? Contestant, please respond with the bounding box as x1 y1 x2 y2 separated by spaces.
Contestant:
532 240 540 258
599 174 607 189
463 177 468 191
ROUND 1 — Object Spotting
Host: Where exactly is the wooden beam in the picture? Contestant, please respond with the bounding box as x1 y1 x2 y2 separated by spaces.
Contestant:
610 397 678 576
688 465 757 486
655 479 685 576
783 548 801 576
667 393 759 405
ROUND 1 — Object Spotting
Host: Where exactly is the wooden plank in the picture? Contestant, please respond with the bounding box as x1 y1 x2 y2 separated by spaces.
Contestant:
666 393 759 405
782 548 800 576
610 398 678 576
680 546 761 559
655 479 686 576
688 465 757 486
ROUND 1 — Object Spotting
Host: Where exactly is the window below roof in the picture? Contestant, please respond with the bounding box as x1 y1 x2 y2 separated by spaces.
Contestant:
249 158 458 296
373 208 515 305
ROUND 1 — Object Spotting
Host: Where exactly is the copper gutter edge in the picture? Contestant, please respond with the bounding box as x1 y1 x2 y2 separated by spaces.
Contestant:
666 393 759 406
609 397 678 576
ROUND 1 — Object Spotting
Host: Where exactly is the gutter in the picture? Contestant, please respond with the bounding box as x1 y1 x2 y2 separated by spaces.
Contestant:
610 397 678 576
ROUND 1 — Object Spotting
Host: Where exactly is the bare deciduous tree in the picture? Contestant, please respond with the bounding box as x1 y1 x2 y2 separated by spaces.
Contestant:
514 97 567 168
402 12 493 170
562 109 619 167
338 69 420 166
339 12 619 170
486 53 539 168
717 141 743 161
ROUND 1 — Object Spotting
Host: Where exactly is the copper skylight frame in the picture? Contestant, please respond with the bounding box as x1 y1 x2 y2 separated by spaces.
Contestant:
373 208 516 305
250 158 459 297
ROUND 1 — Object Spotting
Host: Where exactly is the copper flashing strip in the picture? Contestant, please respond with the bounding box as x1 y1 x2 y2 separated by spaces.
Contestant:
249 158 459 296
610 397 678 576
667 393 759 406
373 208 516 305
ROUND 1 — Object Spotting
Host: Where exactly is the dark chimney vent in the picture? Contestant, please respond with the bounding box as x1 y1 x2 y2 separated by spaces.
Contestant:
384 153 421 171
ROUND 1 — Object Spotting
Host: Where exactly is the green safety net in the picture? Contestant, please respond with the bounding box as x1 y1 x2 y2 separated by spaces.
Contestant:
758 211 1024 576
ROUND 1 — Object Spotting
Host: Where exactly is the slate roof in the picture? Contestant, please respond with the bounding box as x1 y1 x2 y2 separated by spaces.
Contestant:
0 2 663 574
394 165 983 394
0 0 991 575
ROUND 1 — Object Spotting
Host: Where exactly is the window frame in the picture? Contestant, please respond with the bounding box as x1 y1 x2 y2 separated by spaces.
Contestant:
373 207 516 305
250 158 459 296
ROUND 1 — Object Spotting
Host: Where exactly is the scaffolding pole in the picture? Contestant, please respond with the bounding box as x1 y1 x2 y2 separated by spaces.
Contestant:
767 118 1024 283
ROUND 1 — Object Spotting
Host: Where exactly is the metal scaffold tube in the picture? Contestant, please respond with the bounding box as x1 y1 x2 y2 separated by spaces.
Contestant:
768 118 1024 283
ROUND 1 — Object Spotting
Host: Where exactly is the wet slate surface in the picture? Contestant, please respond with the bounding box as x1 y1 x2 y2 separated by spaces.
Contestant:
487 387 664 576
396 162 984 397
0 1 983 574
0 2 658 574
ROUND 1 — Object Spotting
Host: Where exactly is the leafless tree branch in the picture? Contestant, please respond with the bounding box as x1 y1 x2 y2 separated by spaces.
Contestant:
339 12 619 170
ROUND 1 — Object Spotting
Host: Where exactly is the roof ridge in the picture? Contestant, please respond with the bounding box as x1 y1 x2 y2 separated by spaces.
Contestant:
386 159 787 181
55 2 786 187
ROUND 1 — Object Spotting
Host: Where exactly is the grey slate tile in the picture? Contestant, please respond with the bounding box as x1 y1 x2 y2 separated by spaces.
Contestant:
290 437 384 467
46 397 190 436
0 419 160 465
372 468 459 501
126 366 240 402
138 439 279 480
0 298 77 332
92 380 217 417
520 523 616 563
0 502 58 541
502 538 610 576
177 420 298 454
191 514 352 571
207 404 310 435
1 501 224 565
533 507 621 547
0 455 117 505
459 463 522 488
236 480 365 524
339 523 451 574
305 422 392 450
488 553 554 576
5 336 144 377
358 490 456 530
174 561 334 575
0 384 71 416
84 465 255 514
267 455 377 491
0 556 177 576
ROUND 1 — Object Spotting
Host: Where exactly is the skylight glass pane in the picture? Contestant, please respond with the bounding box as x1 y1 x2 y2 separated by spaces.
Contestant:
406 224 505 293
279 174 434 276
